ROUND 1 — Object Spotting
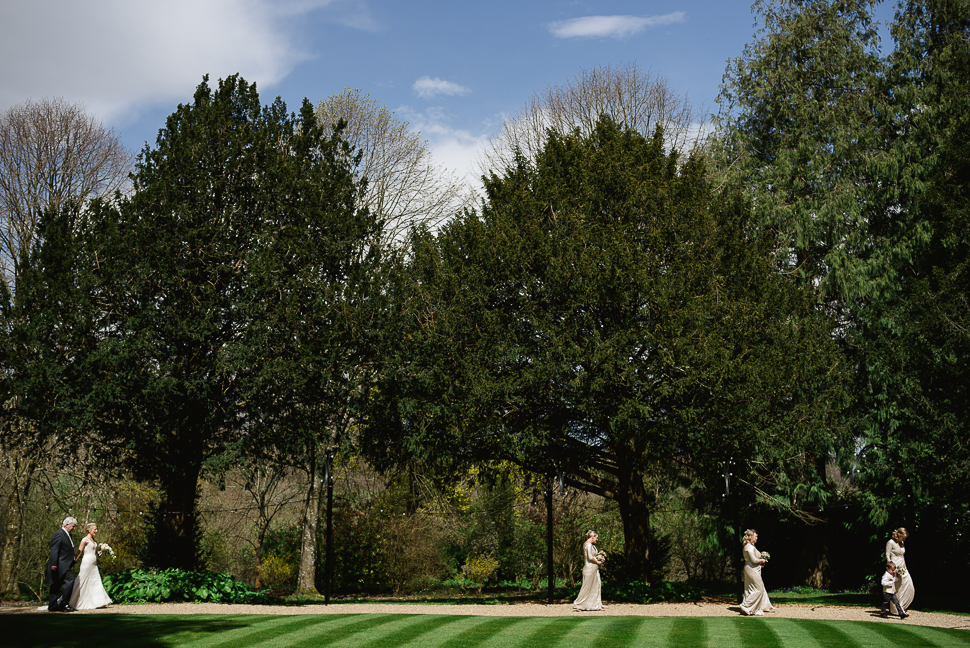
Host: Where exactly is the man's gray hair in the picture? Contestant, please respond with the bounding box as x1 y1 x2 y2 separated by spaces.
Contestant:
62 516 78 527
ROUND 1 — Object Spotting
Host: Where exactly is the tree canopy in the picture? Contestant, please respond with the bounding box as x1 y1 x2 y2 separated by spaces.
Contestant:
365 117 849 578
714 0 970 589
5 75 380 569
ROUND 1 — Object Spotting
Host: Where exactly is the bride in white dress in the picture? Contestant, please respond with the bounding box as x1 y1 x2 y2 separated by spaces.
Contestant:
68 523 112 610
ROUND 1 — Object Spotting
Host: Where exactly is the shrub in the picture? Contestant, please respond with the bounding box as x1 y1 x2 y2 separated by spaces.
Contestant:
462 554 500 594
602 579 707 603
103 568 277 604
259 553 297 593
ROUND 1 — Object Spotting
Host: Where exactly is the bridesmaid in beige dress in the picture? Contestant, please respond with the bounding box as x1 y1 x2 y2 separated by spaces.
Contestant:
573 530 605 611
739 529 774 616
885 527 914 613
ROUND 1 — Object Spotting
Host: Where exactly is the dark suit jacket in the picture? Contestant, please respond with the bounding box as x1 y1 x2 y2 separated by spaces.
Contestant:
44 528 75 584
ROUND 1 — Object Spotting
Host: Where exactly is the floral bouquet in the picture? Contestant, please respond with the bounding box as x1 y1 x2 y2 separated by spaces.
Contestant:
897 566 906 577
98 543 116 560
595 551 607 563
760 551 770 562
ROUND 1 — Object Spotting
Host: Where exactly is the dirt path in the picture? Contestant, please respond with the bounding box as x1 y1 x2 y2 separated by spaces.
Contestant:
5 600 968 630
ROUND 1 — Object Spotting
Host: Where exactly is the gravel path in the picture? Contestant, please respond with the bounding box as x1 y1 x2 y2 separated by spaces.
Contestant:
5 601 968 630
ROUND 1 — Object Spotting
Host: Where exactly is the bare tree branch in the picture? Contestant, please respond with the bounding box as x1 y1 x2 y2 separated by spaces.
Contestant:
0 97 134 291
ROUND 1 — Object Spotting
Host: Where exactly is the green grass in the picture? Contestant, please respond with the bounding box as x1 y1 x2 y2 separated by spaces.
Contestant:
6 613 970 648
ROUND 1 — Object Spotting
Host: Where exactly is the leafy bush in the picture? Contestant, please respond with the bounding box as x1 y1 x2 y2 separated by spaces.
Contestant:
259 553 297 592
103 568 277 604
462 554 500 593
601 579 707 603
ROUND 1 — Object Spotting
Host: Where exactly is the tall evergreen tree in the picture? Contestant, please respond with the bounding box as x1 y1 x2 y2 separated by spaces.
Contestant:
853 0 970 590
715 0 970 590
366 118 849 579
51 75 377 569
714 0 911 313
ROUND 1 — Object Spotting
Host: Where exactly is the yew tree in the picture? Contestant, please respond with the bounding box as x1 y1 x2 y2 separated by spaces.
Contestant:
366 117 849 578
58 75 377 569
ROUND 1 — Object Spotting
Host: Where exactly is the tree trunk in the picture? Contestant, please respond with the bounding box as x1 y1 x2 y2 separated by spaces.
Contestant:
799 521 833 588
616 464 654 581
295 449 321 595
254 509 268 591
147 460 203 571
0 453 36 599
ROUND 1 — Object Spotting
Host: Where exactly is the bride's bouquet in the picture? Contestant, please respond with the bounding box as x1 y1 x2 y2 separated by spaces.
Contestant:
595 551 607 562
897 566 906 577
98 543 116 560
760 551 770 562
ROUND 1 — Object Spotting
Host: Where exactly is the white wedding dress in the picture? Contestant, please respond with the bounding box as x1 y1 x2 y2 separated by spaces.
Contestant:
68 540 112 610
573 543 603 611
886 539 914 613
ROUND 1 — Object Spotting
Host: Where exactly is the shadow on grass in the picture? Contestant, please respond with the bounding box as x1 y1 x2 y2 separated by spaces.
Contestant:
2 612 345 648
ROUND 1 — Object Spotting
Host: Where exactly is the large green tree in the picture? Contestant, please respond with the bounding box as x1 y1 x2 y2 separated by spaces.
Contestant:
715 0 970 590
366 118 849 578
713 0 910 313
21 75 379 569
852 0 970 587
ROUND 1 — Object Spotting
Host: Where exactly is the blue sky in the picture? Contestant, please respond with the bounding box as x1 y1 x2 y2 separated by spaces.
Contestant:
1 0 897 185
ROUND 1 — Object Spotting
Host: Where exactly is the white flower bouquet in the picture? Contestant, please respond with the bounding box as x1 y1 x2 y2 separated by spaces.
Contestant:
99 543 116 559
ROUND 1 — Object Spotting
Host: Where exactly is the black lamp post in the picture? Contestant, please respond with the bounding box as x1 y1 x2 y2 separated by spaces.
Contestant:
546 471 554 604
722 457 743 605
323 449 335 605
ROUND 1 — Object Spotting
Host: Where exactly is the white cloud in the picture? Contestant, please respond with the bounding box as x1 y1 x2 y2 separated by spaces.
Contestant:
547 12 686 39
397 106 491 192
0 0 354 125
412 76 471 99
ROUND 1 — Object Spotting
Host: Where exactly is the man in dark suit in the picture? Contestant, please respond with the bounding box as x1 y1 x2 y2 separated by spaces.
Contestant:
45 517 78 611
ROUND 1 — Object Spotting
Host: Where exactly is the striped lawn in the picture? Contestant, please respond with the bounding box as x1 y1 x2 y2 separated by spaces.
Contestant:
7 613 970 648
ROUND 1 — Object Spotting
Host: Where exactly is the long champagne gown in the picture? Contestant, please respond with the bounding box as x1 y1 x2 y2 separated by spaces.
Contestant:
68 540 112 610
572 542 603 611
886 539 914 613
739 543 773 615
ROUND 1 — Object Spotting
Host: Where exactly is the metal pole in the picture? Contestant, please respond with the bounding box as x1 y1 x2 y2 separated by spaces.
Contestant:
324 451 334 605
547 473 554 604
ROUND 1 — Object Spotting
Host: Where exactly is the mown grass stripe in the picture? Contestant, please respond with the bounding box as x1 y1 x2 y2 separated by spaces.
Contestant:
864 619 964 647
595 617 650 648
735 617 785 648
356 615 467 648
909 625 970 646
180 614 355 648
786 619 864 648
263 613 408 648
513 617 585 648
705 616 744 648
433 616 531 648
666 617 707 647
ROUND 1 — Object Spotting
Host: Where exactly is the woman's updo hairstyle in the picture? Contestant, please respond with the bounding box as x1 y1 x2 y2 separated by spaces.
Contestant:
585 530 597 539
892 527 909 542
742 529 758 546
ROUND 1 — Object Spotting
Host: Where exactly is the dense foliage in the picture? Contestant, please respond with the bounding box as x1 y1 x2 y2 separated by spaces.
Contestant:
103 568 276 604
2 75 379 571
715 0 970 592
365 117 849 579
